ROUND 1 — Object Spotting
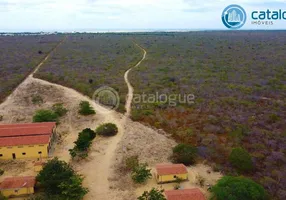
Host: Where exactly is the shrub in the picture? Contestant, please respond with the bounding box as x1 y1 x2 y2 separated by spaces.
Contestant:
32 95 43 105
0 115 3 121
210 176 267 200
36 158 88 199
52 103 68 117
33 109 58 123
229 147 254 173
172 143 197 165
78 101 95 115
69 128 96 158
0 169 4 176
131 163 152 184
138 188 166 200
125 155 139 171
96 123 118 137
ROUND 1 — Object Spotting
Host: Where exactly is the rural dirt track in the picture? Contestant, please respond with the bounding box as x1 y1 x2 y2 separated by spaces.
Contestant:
0 38 147 199
124 43 147 117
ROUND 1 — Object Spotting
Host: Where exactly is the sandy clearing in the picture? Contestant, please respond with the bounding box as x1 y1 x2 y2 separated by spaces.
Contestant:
0 39 221 200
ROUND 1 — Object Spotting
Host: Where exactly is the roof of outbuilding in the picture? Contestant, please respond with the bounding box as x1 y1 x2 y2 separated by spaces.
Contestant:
165 188 206 200
0 135 50 147
156 163 188 176
0 122 56 138
0 176 36 190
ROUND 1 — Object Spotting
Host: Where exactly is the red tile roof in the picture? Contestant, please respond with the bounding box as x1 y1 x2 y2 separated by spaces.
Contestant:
0 122 56 138
0 135 50 147
0 176 36 190
165 188 206 200
156 164 188 176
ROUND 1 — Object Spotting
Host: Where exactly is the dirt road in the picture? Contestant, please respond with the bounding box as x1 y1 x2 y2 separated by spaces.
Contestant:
124 43 147 117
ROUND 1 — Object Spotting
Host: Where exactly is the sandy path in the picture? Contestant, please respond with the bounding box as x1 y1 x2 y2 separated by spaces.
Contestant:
80 43 146 199
32 41 146 199
0 39 147 199
124 43 147 117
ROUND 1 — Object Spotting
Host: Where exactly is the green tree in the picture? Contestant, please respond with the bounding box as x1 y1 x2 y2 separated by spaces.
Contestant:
96 123 118 137
210 176 267 200
33 109 58 123
138 188 166 200
78 101 95 115
172 143 197 165
36 158 88 199
131 163 152 184
59 175 88 200
80 128 96 140
69 128 96 158
52 103 68 117
229 147 254 173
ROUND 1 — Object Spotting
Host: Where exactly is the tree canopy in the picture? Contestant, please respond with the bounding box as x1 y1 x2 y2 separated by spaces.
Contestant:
138 188 166 200
36 158 88 199
211 176 268 200
172 143 197 165
229 147 254 173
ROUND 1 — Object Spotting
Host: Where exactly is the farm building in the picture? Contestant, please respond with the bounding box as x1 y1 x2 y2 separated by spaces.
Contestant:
0 122 56 159
156 163 188 183
165 188 206 200
0 176 36 198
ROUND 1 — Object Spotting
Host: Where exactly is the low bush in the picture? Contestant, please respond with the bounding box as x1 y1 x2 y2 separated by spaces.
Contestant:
96 123 118 137
229 147 254 173
131 163 152 184
33 109 58 123
32 95 43 105
78 101 95 116
125 155 139 171
52 103 68 117
172 143 197 165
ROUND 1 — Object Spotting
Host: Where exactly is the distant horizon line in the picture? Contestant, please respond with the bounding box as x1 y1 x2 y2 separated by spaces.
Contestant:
0 28 286 34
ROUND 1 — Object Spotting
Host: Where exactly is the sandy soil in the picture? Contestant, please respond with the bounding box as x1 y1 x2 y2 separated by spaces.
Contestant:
0 41 221 200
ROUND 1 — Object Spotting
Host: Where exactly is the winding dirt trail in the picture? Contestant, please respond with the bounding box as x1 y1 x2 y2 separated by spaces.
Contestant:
0 36 147 199
124 43 147 117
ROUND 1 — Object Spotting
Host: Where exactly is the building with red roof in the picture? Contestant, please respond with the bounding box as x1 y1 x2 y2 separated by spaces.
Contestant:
0 176 36 197
165 188 206 200
0 122 56 159
156 163 188 183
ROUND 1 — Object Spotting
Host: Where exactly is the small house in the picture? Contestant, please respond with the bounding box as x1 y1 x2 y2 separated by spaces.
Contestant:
156 163 188 183
165 188 206 200
0 176 36 198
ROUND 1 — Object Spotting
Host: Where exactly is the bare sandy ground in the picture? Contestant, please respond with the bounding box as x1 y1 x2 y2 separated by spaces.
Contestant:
0 41 221 200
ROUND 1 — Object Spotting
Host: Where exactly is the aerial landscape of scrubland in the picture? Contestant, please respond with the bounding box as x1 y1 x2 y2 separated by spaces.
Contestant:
0 34 64 103
0 31 285 200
